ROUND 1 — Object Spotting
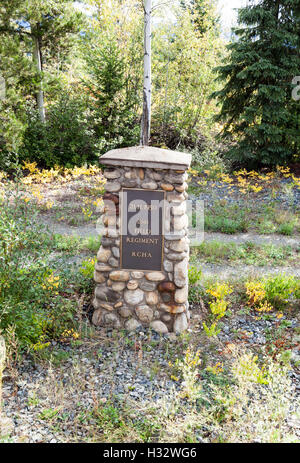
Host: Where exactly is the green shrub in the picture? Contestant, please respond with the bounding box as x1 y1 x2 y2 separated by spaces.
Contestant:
263 274 299 308
188 265 202 286
277 222 296 236
20 95 96 168
205 215 247 234
0 188 78 353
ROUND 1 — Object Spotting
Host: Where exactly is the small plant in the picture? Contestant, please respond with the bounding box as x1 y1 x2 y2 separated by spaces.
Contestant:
277 222 296 236
39 408 61 421
175 347 202 401
93 402 125 436
232 351 269 386
203 283 232 337
188 265 202 286
263 274 298 308
79 258 96 279
203 322 220 337
245 281 272 313
188 265 203 303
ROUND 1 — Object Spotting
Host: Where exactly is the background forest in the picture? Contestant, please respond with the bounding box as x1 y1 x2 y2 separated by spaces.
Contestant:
0 0 298 171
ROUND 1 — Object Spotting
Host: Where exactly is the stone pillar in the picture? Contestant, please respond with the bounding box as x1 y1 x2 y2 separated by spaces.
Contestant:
92 146 191 334
0 335 14 436
0 336 5 416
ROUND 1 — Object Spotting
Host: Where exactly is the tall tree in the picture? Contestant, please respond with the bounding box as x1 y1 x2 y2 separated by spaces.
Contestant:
82 0 143 153
212 0 300 167
180 0 219 35
140 0 152 146
151 3 224 148
0 0 82 123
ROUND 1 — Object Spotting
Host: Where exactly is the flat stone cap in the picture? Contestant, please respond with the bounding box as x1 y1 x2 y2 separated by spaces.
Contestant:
100 146 192 171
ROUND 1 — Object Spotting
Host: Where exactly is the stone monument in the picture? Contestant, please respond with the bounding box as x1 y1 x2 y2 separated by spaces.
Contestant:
0 336 14 436
92 146 191 334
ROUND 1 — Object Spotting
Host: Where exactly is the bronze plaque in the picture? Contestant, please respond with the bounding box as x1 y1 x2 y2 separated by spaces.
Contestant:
120 188 165 271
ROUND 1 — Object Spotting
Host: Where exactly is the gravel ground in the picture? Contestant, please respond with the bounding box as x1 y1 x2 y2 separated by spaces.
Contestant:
189 177 300 209
199 263 300 279
2 306 300 443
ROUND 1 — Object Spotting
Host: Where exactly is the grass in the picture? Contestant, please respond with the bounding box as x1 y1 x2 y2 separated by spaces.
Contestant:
201 200 299 236
190 240 299 267
50 234 101 254
205 215 248 234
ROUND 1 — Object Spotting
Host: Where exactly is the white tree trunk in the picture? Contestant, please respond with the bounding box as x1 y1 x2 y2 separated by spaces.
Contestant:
33 36 46 123
140 0 152 146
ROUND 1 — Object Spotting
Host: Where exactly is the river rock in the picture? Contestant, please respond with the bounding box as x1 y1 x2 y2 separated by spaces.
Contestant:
146 291 159 305
136 305 153 323
145 272 166 282
150 320 169 334
174 259 188 288
109 271 130 282
125 318 142 331
124 289 144 305
173 313 188 333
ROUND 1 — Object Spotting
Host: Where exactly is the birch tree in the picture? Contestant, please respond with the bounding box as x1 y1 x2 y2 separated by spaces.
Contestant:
140 0 152 146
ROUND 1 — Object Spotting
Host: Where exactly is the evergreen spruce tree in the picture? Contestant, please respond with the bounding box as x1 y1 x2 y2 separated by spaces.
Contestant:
83 39 140 154
213 0 300 167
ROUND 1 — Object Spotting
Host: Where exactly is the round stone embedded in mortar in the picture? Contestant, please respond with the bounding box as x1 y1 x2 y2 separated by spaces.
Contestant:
92 309 103 326
145 291 159 305
104 313 121 328
94 271 106 284
175 287 188 304
124 289 144 305
108 257 119 267
161 183 174 191
139 280 157 291
119 307 132 318
109 270 130 281
167 252 187 262
175 182 188 192
136 305 153 323
100 302 114 311
150 320 168 334
97 247 111 263
125 318 142 331
105 181 121 193
159 303 186 314
95 286 120 303
104 169 121 179
174 259 188 288
170 202 186 216
145 272 165 282
111 281 126 291
127 280 139 290
95 263 112 272
173 313 188 333
157 281 175 292
169 238 189 253
163 260 173 273
141 181 158 190
131 271 144 279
